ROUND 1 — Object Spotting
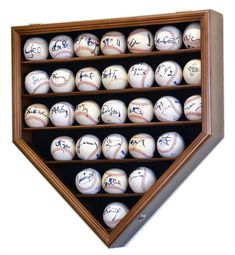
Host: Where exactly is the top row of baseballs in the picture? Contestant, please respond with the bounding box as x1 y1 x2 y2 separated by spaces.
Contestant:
23 23 200 60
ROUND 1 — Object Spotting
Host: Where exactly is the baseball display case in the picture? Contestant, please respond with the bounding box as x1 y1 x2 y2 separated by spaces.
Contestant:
12 9 223 248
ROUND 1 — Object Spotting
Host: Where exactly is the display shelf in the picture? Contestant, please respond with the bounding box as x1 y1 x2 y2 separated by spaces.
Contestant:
21 48 200 65
12 10 223 248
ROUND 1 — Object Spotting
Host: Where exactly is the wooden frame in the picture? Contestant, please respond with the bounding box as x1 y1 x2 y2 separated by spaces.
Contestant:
12 9 223 248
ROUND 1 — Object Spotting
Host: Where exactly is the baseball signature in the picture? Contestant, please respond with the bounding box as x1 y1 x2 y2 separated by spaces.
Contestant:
79 172 94 184
129 138 146 147
25 107 48 117
104 138 121 151
102 68 118 80
24 43 42 58
129 171 144 181
104 206 121 221
130 65 147 76
76 103 89 116
55 139 70 150
155 36 181 45
187 64 200 76
101 104 121 117
129 106 144 116
103 175 121 187
32 75 47 85
183 35 200 47
78 71 95 81
155 64 173 77
158 135 172 146
50 105 69 118
76 36 99 53
102 37 121 47
76 138 98 154
184 102 201 112
51 73 67 82
128 38 141 48
51 40 70 52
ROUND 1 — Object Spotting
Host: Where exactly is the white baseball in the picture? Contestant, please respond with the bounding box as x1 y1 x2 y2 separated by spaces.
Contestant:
102 169 128 194
74 33 100 56
129 133 155 158
50 68 75 93
154 26 182 51
24 104 49 128
157 132 185 158
23 37 48 60
25 70 50 94
103 202 129 229
129 167 156 193
155 61 182 86
127 28 154 53
101 99 127 124
49 35 74 59
49 102 75 126
50 136 75 161
102 134 128 159
183 59 201 85
183 23 201 48
154 96 182 121
100 31 126 55
184 95 202 120
102 65 128 90
75 168 101 194
128 98 154 123
76 134 101 160
128 63 154 88
75 100 100 125
76 67 101 91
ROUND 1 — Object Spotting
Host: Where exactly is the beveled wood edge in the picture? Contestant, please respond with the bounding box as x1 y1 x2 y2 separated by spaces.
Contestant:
12 10 210 35
13 138 110 245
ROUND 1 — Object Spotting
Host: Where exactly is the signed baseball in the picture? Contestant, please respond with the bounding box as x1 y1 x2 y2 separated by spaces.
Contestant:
101 99 127 124
75 168 101 194
157 132 185 158
103 202 129 229
102 65 128 90
128 63 154 88
154 26 182 51
102 134 128 159
49 102 75 126
184 95 202 120
50 136 75 161
127 28 154 53
74 33 100 56
24 104 49 128
102 169 128 194
75 67 101 91
155 61 182 86
49 35 74 59
128 98 154 123
183 59 201 85
75 100 100 125
25 70 50 94
154 96 182 121
129 167 156 193
129 133 155 158
50 68 75 93
76 134 101 160
100 31 126 55
23 37 49 60
183 23 201 48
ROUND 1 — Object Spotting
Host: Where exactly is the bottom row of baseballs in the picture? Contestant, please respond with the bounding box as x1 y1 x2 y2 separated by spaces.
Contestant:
103 202 129 229
75 167 156 194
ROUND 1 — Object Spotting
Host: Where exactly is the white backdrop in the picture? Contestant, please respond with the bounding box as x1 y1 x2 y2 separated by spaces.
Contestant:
0 1 234 254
